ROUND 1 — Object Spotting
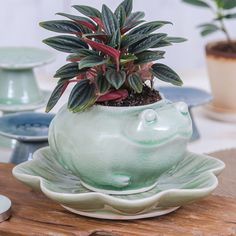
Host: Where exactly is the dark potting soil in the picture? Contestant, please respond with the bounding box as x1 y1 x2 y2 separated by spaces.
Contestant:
207 41 236 57
98 86 162 107
214 42 236 54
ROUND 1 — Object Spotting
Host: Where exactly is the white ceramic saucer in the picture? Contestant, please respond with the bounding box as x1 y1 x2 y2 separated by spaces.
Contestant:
203 102 236 123
13 147 225 220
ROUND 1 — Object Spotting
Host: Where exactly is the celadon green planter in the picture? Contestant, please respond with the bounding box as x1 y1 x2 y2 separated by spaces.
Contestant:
49 99 193 194
0 47 54 113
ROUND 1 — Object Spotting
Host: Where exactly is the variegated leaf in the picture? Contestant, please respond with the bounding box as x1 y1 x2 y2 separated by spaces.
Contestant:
105 69 126 89
127 73 143 93
39 20 83 34
129 33 167 54
43 35 88 53
151 63 183 86
102 4 119 35
68 79 96 112
46 82 68 112
79 55 108 69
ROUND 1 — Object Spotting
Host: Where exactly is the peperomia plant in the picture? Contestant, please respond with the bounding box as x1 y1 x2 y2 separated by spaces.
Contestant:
40 0 186 113
183 0 236 43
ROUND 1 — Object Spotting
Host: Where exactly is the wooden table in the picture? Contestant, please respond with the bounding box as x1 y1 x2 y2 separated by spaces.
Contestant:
0 150 236 236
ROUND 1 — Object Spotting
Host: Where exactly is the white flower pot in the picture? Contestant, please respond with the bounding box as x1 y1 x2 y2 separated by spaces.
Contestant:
206 41 236 112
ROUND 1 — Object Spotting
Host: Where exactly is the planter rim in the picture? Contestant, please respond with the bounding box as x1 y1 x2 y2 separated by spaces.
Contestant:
206 40 236 60
94 95 169 113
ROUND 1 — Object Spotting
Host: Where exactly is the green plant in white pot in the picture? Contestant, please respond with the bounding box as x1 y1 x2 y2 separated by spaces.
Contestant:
183 0 236 113
12 0 225 219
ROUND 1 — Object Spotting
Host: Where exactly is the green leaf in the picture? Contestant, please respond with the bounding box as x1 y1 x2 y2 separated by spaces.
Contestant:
198 23 219 29
182 0 211 8
115 6 126 28
121 34 147 49
43 35 88 53
222 0 236 9
72 5 101 18
97 73 111 94
105 69 126 89
116 0 133 17
46 82 68 112
58 77 74 84
54 63 87 79
56 13 94 34
120 54 138 64
39 20 83 34
82 33 109 42
122 20 146 33
79 55 108 69
198 24 220 36
165 37 187 43
102 4 119 35
109 29 121 49
129 33 167 54
56 13 96 25
67 49 99 62
125 11 145 28
128 21 172 36
68 79 96 112
151 40 172 48
134 51 165 64
151 63 183 86
200 28 219 36
127 73 143 93
224 13 236 18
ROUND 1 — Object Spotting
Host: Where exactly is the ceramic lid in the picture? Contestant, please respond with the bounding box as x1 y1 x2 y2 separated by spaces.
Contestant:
0 195 11 222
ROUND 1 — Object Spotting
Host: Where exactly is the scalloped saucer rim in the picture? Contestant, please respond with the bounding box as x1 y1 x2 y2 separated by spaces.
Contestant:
62 206 181 220
12 147 225 220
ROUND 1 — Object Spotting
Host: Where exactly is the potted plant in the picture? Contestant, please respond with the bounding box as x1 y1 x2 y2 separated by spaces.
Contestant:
37 0 192 194
12 0 226 220
183 0 236 113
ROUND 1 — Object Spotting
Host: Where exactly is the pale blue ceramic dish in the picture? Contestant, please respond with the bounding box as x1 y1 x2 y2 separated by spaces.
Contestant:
0 112 54 164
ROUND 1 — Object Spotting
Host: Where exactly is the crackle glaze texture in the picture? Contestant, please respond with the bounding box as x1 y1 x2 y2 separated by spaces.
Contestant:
48 99 192 194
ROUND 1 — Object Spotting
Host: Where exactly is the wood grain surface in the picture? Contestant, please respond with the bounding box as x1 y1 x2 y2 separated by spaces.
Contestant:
0 149 236 236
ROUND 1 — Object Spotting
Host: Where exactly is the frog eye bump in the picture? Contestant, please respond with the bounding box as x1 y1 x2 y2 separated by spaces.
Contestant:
176 102 189 115
140 109 158 123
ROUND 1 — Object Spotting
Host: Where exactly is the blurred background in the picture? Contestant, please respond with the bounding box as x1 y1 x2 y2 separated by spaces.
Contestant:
1 0 236 71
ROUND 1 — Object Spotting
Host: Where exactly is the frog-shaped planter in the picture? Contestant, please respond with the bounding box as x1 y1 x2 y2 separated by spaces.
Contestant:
49 99 192 195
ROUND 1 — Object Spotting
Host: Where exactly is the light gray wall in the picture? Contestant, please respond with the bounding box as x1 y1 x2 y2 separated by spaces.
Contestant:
0 0 235 71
